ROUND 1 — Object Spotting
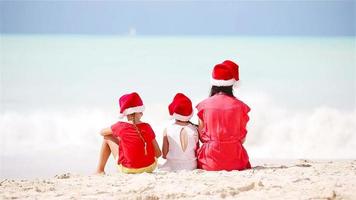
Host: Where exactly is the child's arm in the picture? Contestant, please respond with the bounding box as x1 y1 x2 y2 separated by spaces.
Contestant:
152 139 162 158
198 119 204 142
162 128 169 159
100 127 113 136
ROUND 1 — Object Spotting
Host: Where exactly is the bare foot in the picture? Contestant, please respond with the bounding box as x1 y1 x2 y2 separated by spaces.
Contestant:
95 171 106 175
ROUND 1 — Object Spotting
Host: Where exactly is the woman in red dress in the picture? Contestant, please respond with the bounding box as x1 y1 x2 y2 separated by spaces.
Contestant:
196 60 251 171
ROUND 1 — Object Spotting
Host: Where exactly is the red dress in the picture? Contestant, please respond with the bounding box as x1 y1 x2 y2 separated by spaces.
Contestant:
196 94 251 171
111 122 156 169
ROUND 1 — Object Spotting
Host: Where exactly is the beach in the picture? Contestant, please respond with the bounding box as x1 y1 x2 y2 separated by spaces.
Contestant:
1 2 355 199
1 160 355 200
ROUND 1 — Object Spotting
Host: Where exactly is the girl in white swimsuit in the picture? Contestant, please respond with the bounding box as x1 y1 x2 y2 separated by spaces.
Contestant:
160 93 199 171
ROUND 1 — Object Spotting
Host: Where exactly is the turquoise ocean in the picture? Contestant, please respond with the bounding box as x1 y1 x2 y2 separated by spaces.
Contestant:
0 35 355 178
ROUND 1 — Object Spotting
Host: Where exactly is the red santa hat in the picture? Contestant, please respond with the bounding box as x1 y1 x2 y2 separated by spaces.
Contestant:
168 93 193 121
211 60 239 87
119 92 145 117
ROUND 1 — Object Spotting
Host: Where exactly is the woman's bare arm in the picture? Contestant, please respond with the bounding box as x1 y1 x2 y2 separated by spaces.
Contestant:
198 119 204 132
198 119 204 142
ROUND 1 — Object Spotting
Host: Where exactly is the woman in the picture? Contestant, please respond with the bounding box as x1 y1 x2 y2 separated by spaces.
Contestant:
196 60 251 171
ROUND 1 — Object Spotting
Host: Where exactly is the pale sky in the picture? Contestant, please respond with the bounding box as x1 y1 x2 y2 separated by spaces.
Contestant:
0 1 355 36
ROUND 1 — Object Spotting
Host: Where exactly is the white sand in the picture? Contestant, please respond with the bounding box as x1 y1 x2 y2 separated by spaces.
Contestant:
1 160 355 200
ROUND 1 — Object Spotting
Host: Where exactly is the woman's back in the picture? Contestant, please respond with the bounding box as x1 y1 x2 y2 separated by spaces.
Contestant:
198 94 249 142
196 94 250 171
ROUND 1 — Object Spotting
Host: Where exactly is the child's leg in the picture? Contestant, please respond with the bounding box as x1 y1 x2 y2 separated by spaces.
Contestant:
96 135 119 174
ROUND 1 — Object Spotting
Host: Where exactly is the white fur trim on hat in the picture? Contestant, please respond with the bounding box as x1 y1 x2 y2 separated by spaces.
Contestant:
233 80 240 89
120 105 145 118
211 78 236 86
171 112 193 122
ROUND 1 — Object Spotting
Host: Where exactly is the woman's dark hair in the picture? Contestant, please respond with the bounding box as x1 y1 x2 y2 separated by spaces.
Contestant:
209 86 234 97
